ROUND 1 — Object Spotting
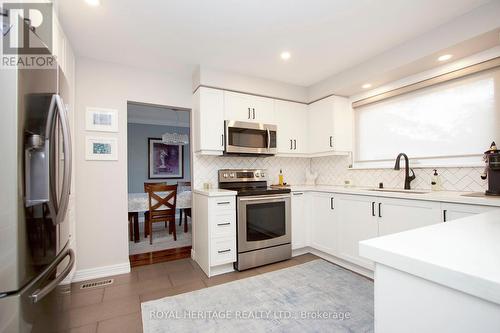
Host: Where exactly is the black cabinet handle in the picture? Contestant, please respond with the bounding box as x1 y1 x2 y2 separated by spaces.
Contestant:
329 136 333 147
293 192 303 196
290 139 293 150
248 108 251 119
221 134 224 147
378 203 382 218
217 201 231 205
253 108 255 119
294 139 297 150
443 210 447 222
217 222 231 226
371 202 375 216
218 249 231 254
330 197 335 210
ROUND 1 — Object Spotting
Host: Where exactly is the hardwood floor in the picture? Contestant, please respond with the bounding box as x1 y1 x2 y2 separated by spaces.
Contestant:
129 246 192 267
58 254 320 332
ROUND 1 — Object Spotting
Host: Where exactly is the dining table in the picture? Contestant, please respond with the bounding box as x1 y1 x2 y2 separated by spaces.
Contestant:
128 190 192 243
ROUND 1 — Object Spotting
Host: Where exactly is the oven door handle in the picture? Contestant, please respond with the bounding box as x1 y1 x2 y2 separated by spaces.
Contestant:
239 195 290 202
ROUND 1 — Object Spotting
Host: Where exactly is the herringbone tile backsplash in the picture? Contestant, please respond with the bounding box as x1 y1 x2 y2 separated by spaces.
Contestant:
311 155 487 192
193 154 487 192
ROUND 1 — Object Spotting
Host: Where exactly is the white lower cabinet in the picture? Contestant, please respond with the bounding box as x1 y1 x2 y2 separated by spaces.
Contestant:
336 194 379 269
441 202 498 222
193 194 236 277
291 192 308 250
311 193 444 270
309 192 338 254
377 197 441 236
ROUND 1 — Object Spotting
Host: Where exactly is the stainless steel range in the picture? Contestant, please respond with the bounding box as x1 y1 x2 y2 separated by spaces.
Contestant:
218 169 291 271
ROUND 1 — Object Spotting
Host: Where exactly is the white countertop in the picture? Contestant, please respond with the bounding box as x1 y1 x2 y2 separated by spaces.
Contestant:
194 188 237 197
286 184 500 207
359 210 500 305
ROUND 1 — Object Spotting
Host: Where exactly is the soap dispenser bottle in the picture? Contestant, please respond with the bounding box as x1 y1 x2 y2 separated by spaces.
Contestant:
278 169 284 186
431 169 442 191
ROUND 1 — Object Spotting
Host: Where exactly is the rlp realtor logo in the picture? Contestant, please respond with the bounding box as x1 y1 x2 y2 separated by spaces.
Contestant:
1 1 56 69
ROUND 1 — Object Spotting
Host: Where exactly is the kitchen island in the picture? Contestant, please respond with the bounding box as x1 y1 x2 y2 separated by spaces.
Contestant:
359 210 500 333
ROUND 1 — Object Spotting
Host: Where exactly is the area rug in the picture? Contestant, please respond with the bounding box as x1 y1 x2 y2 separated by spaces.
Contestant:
141 259 374 332
129 219 191 255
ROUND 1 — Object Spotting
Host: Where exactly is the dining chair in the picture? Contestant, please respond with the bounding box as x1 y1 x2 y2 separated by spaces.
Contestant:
177 181 192 232
144 182 167 236
146 184 178 245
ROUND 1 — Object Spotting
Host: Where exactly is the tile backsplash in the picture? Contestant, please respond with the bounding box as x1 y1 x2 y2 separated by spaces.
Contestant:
193 154 487 192
311 155 487 192
192 155 310 188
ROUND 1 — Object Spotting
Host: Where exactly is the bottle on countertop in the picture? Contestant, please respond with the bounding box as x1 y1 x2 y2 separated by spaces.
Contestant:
431 169 442 191
278 169 284 186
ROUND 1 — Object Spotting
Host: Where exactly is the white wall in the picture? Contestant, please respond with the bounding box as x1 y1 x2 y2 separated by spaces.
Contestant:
74 57 192 274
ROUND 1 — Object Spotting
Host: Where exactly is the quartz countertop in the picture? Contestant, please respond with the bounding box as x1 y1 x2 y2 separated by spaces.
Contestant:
193 188 237 197
359 210 500 305
285 184 500 207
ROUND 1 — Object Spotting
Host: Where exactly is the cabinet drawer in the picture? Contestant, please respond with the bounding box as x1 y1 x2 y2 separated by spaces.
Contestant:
210 197 235 211
210 237 236 266
211 212 236 238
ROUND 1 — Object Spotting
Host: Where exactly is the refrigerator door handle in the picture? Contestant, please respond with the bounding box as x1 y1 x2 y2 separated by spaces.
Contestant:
29 248 75 304
46 94 72 224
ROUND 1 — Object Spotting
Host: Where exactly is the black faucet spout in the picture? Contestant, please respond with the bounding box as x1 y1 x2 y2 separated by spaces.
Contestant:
394 153 415 190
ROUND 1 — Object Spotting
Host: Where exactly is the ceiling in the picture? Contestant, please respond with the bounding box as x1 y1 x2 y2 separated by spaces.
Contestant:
58 0 492 87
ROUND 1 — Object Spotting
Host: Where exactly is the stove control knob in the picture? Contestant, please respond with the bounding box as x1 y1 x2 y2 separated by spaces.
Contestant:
261 172 265 177
223 173 228 178
230 173 236 178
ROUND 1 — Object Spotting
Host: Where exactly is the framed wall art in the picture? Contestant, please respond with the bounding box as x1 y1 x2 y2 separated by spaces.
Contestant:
85 136 118 161
85 107 118 132
148 138 184 179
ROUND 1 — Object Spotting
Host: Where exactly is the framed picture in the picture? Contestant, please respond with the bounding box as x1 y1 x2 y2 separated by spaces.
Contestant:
148 138 184 179
85 107 118 132
85 136 118 161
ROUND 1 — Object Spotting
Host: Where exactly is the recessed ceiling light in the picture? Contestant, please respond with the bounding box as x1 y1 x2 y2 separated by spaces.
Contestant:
438 54 452 62
280 52 291 61
362 83 372 89
85 0 100 6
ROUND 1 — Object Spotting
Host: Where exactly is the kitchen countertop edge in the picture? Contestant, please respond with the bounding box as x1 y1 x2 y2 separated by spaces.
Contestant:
193 189 237 197
287 185 500 207
358 210 500 305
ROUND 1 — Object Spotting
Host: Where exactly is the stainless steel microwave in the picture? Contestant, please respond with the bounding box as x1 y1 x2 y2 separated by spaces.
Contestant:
224 120 277 156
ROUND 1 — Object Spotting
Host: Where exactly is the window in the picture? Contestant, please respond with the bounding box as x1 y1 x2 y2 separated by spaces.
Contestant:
354 68 500 168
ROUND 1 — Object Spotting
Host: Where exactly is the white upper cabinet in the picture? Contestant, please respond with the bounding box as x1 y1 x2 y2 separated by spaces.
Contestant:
193 87 225 155
308 96 353 155
275 100 308 155
224 91 275 123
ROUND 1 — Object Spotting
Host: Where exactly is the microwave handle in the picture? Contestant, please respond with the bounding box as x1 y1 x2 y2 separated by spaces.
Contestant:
267 128 271 150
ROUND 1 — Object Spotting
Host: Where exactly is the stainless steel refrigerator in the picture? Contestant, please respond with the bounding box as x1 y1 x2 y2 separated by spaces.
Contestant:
0 26 74 333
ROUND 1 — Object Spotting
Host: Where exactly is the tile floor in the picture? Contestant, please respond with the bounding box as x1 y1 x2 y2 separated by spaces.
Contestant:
59 253 321 332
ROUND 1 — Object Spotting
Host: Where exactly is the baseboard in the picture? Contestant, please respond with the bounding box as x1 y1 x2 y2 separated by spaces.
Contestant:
293 246 374 279
72 262 131 283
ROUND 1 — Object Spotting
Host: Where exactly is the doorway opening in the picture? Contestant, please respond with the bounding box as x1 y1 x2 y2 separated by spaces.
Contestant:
126 101 192 266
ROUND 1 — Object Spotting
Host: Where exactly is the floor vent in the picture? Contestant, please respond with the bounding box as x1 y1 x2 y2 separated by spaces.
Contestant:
80 278 114 290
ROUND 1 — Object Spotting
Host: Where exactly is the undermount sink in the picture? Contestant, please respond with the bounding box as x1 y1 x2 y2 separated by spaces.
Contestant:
367 188 430 194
